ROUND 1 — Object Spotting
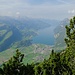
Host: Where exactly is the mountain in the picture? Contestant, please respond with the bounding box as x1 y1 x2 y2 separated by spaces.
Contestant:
0 16 52 52
54 18 69 51
38 19 60 26
0 23 22 52
0 16 61 65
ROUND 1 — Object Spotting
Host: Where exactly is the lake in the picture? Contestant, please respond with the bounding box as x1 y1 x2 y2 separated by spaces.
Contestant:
32 26 55 45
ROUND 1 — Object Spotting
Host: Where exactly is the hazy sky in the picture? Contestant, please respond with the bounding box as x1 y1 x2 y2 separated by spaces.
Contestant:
0 0 75 20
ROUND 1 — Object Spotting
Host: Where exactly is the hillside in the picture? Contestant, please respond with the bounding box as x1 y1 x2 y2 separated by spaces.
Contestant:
0 44 52 65
0 16 60 64
0 16 51 51
54 18 69 51
0 23 22 52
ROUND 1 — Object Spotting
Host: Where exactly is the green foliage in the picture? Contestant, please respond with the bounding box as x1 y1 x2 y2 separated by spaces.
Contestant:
0 49 34 75
58 16 75 74
0 49 25 75
65 16 75 47
64 16 75 74
34 50 72 75
0 31 12 45
0 49 72 75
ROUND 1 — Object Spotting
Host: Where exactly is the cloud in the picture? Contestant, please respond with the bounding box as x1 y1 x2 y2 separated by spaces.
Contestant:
0 0 75 20
68 10 75 14
19 0 75 5
57 0 68 4
16 12 20 15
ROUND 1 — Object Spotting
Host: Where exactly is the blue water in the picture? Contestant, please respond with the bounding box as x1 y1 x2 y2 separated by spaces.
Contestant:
32 26 55 45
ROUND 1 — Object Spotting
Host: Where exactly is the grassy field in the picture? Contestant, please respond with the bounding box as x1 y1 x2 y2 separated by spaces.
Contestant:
0 30 7 36
0 44 52 65
0 31 12 45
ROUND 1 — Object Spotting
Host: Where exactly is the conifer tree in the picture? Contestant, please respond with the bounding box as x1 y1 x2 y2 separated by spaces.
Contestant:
0 49 25 75
64 16 75 74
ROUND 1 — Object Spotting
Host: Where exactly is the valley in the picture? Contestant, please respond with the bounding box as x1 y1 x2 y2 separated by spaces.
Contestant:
0 16 70 65
1 16 72 65
0 0 75 74
0 16 60 64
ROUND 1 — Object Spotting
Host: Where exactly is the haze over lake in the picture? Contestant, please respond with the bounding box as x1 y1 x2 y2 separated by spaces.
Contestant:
32 26 55 45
